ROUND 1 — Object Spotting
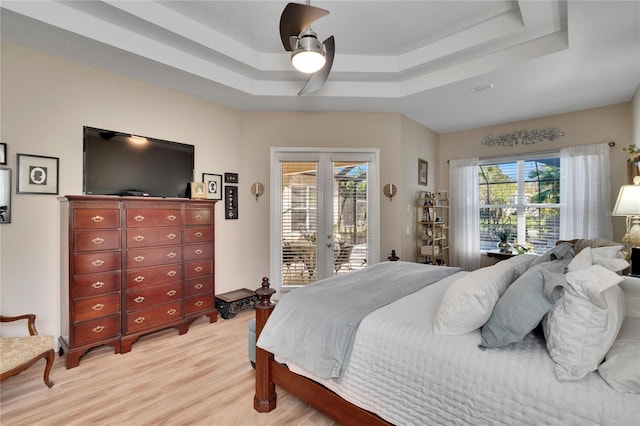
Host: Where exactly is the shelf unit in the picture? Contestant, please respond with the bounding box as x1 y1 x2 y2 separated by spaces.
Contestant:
416 190 449 265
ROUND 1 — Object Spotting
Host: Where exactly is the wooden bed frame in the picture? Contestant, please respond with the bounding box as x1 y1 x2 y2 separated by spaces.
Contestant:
253 277 391 426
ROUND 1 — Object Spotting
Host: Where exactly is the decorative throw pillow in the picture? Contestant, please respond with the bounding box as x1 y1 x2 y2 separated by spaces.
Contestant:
543 265 626 381
433 262 515 335
480 261 567 348
568 246 629 274
529 242 575 268
599 317 640 394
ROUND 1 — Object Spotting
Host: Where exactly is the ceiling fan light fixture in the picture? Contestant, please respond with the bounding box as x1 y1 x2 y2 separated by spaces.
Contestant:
291 27 326 73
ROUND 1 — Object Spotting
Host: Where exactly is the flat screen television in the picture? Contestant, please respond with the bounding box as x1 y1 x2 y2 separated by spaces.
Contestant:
83 126 194 198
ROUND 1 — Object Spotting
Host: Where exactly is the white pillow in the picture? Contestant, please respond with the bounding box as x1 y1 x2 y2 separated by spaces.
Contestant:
433 262 515 335
599 317 640 393
592 245 629 272
544 265 625 381
567 246 593 272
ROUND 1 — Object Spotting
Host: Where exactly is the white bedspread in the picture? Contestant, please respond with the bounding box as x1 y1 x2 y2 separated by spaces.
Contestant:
280 271 640 426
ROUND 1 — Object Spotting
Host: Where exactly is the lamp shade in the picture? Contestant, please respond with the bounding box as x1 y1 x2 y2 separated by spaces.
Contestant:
612 184 640 216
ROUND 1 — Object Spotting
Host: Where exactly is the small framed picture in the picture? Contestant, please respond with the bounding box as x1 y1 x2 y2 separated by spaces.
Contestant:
0 143 6 165
225 185 238 219
202 173 222 200
17 153 59 195
189 182 206 199
418 158 428 186
0 167 11 223
224 172 239 184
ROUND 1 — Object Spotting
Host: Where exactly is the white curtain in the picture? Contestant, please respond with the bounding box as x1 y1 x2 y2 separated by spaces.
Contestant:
449 158 480 271
560 143 612 240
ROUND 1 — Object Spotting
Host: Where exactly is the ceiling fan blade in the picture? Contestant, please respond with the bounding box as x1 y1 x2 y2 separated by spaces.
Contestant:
298 35 334 96
280 2 329 51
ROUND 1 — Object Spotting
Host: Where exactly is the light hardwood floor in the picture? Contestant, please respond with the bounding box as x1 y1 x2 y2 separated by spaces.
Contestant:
0 310 336 426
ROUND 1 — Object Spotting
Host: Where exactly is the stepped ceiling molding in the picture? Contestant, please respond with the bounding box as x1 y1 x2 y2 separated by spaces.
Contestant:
1 1 639 132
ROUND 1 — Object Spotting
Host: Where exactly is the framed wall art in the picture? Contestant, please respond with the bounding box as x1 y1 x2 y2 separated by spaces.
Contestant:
16 153 59 195
202 173 223 200
225 185 238 219
0 167 11 223
418 158 428 186
0 143 6 165
224 172 239 184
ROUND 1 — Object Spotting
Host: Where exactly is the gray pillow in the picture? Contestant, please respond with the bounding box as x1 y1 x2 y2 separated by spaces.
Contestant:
529 242 575 268
480 260 567 348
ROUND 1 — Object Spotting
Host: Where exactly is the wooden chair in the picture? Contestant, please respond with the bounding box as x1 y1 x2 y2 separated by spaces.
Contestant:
1 314 54 388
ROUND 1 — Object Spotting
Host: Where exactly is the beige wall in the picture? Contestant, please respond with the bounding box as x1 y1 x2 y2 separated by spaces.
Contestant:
0 41 419 340
632 84 640 147
439 103 633 266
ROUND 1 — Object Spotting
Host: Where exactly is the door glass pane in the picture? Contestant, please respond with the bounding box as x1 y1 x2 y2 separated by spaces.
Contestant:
281 161 318 285
333 161 368 275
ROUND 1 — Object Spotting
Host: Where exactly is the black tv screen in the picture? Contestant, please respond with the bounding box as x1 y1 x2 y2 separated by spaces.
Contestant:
83 126 194 198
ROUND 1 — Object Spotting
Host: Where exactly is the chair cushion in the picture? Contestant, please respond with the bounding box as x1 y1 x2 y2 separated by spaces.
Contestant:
0 335 54 374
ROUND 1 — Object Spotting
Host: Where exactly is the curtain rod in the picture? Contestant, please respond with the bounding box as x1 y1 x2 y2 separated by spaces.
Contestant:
447 141 616 164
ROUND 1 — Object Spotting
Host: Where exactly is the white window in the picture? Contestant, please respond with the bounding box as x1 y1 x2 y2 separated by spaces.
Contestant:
479 153 560 254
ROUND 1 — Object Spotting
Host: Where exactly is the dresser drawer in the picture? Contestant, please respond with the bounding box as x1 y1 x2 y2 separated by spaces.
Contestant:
184 260 213 279
74 251 121 275
126 284 182 311
74 293 121 322
73 271 121 298
184 226 213 243
73 314 120 346
184 276 213 297
125 227 182 248
74 230 121 252
126 246 182 269
126 302 183 333
73 209 120 229
183 242 213 261
184 294 214 315
184 208 213 226
126 209 182 227
125 265 182 290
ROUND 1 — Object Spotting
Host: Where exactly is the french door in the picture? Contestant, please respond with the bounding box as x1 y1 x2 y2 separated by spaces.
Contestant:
270 148 379 293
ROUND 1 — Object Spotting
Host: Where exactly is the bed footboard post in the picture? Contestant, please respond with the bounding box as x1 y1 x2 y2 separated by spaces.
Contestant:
254 277 277 412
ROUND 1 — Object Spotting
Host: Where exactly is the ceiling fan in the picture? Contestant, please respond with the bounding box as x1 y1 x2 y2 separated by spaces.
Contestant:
279 1 335 95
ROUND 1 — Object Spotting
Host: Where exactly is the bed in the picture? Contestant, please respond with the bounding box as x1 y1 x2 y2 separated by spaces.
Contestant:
253 243 640 425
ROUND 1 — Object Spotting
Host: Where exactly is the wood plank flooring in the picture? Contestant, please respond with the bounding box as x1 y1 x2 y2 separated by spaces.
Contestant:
0 310 337 426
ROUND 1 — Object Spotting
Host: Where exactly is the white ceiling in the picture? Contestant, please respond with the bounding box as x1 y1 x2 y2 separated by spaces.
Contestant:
1 1 639 133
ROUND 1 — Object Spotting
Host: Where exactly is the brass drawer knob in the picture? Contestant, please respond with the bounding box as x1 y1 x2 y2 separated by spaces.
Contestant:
166 290 177 296
91 215 104 223
167 308 177 315
134 255 145 262
134 215 145 222
194 232 203 238
194 249 204 255
167 252 177 259
91 281 105 289
167 270 177 277
195 214 204 220
167 215 177 221
194 266 203 272
195 301 204 307
167 233 177 240
92 303 105 311
134 317 145 324
134 296 145 303
134 235 145 242
194 283 204 290
92 237 105 245
134 276 145 283
92 259 105 267
92 325 105 333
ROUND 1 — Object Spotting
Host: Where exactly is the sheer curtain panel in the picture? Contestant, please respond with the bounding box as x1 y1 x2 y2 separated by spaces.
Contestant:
560 143 612 240
449 158 481 271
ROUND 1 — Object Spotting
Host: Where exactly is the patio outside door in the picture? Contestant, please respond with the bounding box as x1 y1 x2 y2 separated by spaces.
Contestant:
270 148 379 293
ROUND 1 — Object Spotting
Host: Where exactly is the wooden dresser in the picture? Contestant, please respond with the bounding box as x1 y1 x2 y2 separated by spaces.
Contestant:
60 195 217 368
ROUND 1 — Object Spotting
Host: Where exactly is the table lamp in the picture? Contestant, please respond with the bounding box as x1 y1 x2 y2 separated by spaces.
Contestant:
612 176 640 276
